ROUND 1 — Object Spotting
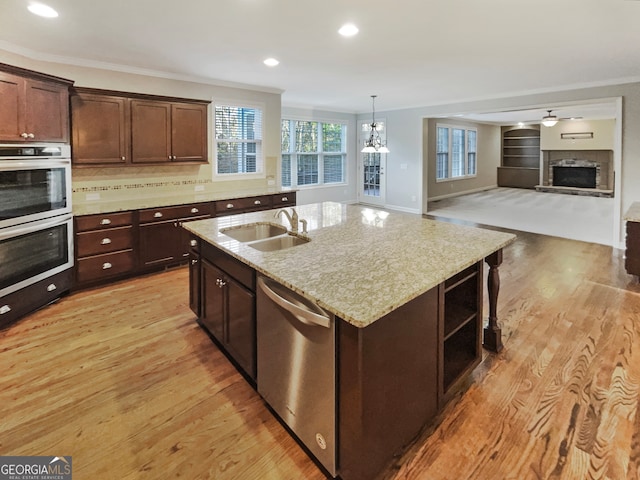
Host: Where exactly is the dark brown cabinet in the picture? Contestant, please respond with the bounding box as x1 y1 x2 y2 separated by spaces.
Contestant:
188 243 201 317
498 126 541 189
440 261 483 401
71 87 209 166
626 221 640 277
138 203 212 269
0 66 72 143
75 211 136 287
131 99 207 164
214 195 273 216
272 192 296 208
71 92 129 165
200 244 256 380
73 192 296 290
131 100 172 163
0 270 72 329
170 103 208 162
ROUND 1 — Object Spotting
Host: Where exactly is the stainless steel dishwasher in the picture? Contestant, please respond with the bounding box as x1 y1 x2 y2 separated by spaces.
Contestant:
256 275 337 477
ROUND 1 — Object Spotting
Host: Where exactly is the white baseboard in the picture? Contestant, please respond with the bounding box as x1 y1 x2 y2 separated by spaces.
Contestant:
355 201 421 215
428 185 498 202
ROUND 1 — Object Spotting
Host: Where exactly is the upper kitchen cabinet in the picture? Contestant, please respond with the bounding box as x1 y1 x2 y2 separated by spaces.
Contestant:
131 100 208 164
71 91 130 165
71 87 209 166
0 63 73 143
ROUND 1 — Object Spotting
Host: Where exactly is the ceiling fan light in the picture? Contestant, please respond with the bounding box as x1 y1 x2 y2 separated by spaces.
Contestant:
541 110 558 127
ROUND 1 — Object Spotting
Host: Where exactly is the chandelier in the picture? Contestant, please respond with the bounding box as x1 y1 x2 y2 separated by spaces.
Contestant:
361 95 389 153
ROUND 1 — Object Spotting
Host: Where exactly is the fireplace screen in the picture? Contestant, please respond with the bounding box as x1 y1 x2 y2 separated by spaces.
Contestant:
552 166 597 189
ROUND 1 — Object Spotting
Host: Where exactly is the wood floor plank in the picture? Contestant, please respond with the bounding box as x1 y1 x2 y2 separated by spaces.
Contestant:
2 227 640 479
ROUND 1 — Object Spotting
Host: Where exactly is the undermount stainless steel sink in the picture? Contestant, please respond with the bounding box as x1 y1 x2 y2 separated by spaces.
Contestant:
220 222 288 242
248 234 310 252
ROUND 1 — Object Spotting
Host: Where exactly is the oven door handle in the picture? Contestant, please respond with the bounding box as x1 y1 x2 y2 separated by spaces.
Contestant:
0 214 73 241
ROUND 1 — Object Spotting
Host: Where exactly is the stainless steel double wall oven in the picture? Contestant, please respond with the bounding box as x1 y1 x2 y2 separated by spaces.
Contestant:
0 144 73 326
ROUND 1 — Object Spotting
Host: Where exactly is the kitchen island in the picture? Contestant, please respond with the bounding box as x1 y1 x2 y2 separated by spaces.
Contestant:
183 202 515 480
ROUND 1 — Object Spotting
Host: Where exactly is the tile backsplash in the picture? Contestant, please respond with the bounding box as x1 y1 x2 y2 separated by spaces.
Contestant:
71 164 272 206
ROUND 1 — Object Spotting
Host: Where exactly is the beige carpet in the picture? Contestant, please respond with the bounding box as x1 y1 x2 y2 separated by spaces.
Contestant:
427 187 615 246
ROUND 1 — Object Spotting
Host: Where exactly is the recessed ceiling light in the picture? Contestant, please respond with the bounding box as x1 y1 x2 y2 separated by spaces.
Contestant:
263 58 279 67
338 23 359 37
27 2 59 18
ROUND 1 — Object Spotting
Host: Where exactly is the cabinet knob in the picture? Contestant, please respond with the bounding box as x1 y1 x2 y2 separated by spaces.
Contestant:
282 196 288 202
46 283 57 292
20 132 29 138
154 212 163 218
100 218 112 225
190 207 199 213
216 278 227 288
0 305 11 315
102 262 113 270
101 238 112 245
226 203 234 209
121 156 126 161
254 200 261 205
190 239 197 247
27 133 35 138
191 259 198 265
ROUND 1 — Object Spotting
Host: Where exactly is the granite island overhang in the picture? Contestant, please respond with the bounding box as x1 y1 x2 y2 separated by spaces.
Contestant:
183 201 516 480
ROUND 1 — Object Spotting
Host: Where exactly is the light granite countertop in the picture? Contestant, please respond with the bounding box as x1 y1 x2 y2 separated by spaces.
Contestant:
72 187 296 216
624 202 640 222
183 202 516 328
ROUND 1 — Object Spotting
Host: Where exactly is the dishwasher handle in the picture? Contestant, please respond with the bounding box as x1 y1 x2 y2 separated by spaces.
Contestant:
258 277 330 328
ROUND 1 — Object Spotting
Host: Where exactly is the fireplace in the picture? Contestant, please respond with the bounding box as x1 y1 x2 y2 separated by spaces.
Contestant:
537 150 613 197
552 166 597 188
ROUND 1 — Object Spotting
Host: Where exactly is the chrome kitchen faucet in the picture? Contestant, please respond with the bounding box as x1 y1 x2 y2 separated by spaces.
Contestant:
275 208 300 233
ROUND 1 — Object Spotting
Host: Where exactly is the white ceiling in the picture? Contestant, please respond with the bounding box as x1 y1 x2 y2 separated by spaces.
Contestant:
1 0 639 115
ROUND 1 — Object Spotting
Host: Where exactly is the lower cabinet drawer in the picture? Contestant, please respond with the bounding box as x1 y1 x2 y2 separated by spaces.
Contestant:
0 270 72 328
77 226 133 257
77 250 135 284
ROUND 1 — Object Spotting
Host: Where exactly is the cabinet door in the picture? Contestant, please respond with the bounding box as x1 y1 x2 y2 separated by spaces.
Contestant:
0 71 24 141
25 79 69 142
138 221 182 267
189 251 201 316
225 278 256 379
201 261 225 341
131 100 172 163
71 93 129 165
171 103 208 162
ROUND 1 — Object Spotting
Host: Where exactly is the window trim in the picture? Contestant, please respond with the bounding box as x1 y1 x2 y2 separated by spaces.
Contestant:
281 117 348 189
213 100 266 181
435 123 478 183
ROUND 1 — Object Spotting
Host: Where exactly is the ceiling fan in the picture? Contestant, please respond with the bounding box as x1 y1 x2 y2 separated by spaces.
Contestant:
541 109 582 127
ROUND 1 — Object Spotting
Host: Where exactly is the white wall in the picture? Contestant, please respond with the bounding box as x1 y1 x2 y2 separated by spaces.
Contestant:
281 106 358 206
357 109 425 214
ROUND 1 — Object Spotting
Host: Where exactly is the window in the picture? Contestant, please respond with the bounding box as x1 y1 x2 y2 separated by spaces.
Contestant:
215 104 263 176
281 119 347 187
436 124 477 181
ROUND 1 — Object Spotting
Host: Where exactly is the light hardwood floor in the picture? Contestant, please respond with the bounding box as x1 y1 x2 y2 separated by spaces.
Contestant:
2 227 640 479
